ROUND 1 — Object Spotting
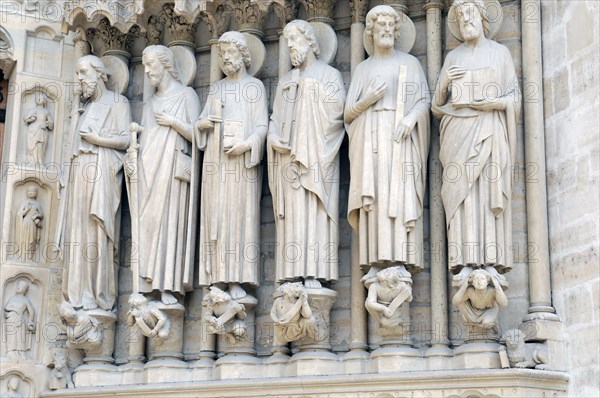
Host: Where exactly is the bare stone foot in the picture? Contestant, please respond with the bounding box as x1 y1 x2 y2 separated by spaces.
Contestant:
304 277 322 289
161 291 178 305
228 283 247 300
82 298 98 311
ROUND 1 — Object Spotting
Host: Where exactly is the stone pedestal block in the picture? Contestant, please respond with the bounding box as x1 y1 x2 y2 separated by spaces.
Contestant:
370 345 424 373
72 362 121 388
293 288 337 351
288 287 340 376
453 342 502 369
342 348 370 374
72 310 119 387
144 357 190 384
190 352 216 381
520 318 565 371
213 295 261 380
119 362 144 385
146 303 186 361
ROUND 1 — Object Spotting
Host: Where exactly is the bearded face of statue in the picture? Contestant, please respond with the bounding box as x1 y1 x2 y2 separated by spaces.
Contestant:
142 55 166 88
219 42 245 76
372 14 396 50
76 61 100 100
286 26 311 67
458 3 484 42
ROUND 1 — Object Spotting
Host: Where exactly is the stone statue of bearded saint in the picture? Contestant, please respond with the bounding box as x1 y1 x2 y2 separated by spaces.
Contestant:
345 5 430 281
195 31 268 300
432 0 520 284
137 45 200 305
62 55 130 311
267 20 346 289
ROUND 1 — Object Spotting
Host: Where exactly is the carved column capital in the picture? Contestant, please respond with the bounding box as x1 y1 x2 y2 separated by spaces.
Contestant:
273 0 299 30
163 3 197 46
300 0 336 25
87 18 139 59
232 0 268 37
145 15 165 46
381 0 409 16
350 0 369 23
199 5 231 40
423 0 445 12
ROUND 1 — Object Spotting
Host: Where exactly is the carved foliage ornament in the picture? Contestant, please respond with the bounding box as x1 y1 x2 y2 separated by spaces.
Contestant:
163 3 197 44
0 27 15 76
88 18 140 54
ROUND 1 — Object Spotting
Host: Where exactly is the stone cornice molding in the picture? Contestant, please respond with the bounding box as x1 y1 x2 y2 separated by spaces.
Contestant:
61 0 145 34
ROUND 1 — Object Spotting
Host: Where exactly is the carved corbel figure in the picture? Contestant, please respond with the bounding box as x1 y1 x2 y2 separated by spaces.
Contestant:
202 287 248 344
270 282 317 343
365 266 413 331
47 351 74 390
503 329 549 370
452 269 508 334
126 293 171 341
58 301 102 350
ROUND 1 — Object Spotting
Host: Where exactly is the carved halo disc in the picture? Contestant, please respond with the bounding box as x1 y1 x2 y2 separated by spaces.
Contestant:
447 0 503 42
363 10 416 56
169 45 197 86
100 55 129 95
243 33 266 77
310 22 338 65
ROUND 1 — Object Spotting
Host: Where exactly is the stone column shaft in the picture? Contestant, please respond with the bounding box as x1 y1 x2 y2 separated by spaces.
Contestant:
521 0 556 318
278 32 291 78
348 2 368 355
423 1 451 354
209 38 223 84
350 22 365 75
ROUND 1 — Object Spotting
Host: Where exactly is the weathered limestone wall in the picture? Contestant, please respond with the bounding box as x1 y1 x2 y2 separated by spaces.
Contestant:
0 0 595 395
541 1 600 396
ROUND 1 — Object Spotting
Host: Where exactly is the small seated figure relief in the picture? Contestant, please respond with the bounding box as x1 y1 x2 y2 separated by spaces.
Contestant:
58 301 102 350
47 351 74 390
452 269 508 333
23 95 53 165
126 293 170 341
270 282 317 344
202 287 247 344
14 185 43 261
3 280 36 360
365 266 413 330
503 329 550 370
2 376 24 398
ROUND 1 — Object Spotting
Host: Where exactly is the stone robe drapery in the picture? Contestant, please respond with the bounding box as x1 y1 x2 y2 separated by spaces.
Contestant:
62 91 130 311
138 86 200 294
432 39 520 274
197 76 268 286
14 198 43 259
268 60 346 283
346 51 430 273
